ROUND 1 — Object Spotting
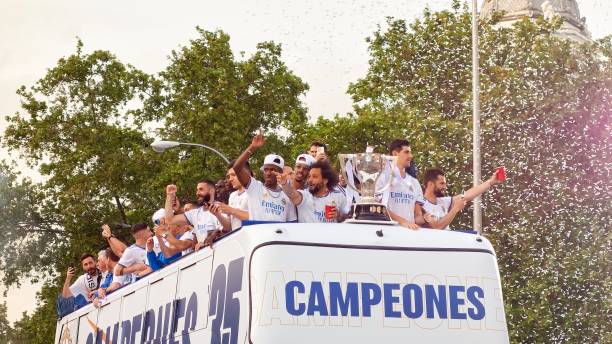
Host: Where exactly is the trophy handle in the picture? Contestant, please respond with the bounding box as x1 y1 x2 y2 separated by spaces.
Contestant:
374 155 397 194
338 154 360 194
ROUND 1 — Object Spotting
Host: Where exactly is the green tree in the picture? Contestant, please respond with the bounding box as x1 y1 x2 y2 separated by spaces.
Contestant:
305 3 610 342
1 29 309 342
145 28 309 196
0 302 11 344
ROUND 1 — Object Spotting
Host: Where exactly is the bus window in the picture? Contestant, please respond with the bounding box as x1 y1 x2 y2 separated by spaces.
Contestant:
174 252 214 341
143 270 179 343
77 308 98 344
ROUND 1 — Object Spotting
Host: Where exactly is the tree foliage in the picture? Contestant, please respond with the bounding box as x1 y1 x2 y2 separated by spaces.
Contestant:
1 3 610 343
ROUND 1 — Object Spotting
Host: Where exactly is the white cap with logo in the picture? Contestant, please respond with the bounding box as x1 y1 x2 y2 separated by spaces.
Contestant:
261 154 284 171
295 153 316 167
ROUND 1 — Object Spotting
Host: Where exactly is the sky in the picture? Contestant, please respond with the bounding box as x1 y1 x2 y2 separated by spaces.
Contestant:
0 0 610 324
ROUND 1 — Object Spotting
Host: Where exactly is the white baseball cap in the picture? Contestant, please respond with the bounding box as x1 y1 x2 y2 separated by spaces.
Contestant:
261 154 284 171
152 208 166 224
295 153 316 167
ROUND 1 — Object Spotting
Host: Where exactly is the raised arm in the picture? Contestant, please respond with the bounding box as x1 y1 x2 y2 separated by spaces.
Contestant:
164 185 190 226
425 196 467 230
165 231 195 253
102 224 127 258
233 133 265 188
275 171 302 205
61 267 75 298
463 169 503 202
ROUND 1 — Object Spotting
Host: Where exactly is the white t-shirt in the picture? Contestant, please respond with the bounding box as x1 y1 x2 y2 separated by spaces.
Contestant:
422 196 453 230
178 229 195 255
380 166 424 223
117 244 146 285
245 179 297 222
69 273 101 299
297 189 348 223
228 190 249 229
184 207 223 243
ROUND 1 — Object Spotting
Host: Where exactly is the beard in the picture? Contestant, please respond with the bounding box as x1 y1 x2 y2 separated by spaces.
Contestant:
87 267 98 276
434 189 445 197
308 184 322 195
197 194 211 207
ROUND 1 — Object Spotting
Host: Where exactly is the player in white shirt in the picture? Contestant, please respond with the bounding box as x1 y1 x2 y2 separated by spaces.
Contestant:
379 139 426 229
292 153 316 190
422 168 504 230
113 222 151 284
61 253 101 302
165 180 231 250
232 132 297 222
278 160 348 223
216 162 250 230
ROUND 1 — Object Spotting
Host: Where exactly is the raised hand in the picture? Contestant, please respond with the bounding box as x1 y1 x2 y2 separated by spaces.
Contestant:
250 132 265 149
66 266 75 279
166 184 177 196
146 237 154 252
452 198 467 212
489 168 504 185
101 224 112 239
273 171 289 186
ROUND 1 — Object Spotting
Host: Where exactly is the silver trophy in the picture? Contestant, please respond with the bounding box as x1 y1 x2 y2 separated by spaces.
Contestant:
338 150 397 224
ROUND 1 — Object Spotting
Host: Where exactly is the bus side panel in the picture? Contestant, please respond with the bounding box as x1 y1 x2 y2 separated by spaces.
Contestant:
143 270 179 343
173 251 214 343
77 308 98 344
96 298 123 343
190 237 247 344
249 244 509 344
119 286 148 344
56 317 79 344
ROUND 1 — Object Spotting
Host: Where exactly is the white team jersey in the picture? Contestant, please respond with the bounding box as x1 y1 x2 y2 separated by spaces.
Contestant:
178 229 195 255
422 196 453 230
117 244 146 285
297 189 348 223
69 273 101 299
184 207 223 243
245 178 297 222
379 166 424 223
228 190 249 229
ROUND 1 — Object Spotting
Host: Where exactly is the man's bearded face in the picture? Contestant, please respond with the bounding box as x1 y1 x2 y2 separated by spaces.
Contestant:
81 257 97 276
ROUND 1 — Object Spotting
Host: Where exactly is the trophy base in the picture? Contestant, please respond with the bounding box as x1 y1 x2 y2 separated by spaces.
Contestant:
345 203 398 225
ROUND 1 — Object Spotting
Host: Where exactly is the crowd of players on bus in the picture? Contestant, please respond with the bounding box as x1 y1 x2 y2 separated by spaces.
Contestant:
58 133 504 315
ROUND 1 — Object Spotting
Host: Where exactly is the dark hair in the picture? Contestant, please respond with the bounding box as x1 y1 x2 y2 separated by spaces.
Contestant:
80 253 95 262
228 159 253 176
131 222 149 234
388 139 410 154
310 160 339 189
310 141 326 150
424 168 445 186
197 179 216 188
105 247 120 263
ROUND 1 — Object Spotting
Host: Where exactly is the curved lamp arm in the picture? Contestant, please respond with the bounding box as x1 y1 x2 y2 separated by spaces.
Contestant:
151 140 230 164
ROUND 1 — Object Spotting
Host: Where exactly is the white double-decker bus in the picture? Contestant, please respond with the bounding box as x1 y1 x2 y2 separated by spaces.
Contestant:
55 223 509 344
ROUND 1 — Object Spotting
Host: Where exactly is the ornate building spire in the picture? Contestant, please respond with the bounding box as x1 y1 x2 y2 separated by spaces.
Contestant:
480 0 591 43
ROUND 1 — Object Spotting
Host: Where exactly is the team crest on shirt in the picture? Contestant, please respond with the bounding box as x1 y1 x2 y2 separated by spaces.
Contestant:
281 199 287 205
263 191 269 199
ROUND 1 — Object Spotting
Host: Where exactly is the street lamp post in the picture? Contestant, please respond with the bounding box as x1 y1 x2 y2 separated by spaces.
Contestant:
472 0 483 234
151 140 231 164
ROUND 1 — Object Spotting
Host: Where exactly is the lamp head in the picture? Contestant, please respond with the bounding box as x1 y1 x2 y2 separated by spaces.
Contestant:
151 140 181 153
